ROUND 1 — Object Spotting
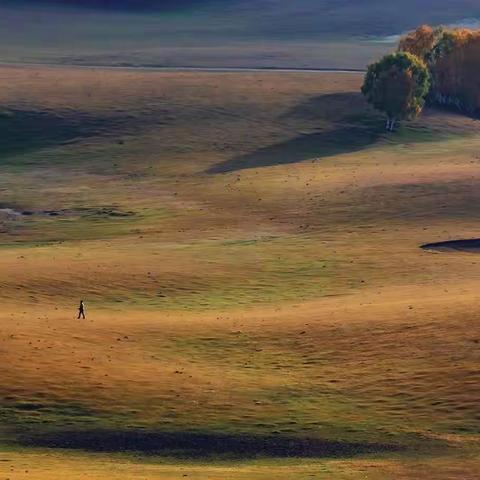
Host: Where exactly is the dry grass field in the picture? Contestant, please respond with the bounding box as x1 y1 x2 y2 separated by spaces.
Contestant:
0 65 479 478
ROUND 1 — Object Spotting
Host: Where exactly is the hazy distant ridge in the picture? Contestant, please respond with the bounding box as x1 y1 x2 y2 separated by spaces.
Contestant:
0 0 219 11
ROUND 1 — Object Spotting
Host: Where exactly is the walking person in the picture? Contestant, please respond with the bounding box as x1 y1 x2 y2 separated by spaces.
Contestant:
77 300 86 319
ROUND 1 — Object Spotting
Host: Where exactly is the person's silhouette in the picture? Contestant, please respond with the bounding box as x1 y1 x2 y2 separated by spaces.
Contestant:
78 300 86 319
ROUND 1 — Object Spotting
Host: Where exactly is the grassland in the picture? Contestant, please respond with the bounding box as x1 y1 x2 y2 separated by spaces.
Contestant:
0 66 479 478
1 1 480 69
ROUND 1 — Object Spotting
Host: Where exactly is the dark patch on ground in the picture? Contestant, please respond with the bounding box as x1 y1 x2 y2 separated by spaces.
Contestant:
42 207 135 218
421 239 480 253
206 126 379 173
206 93 383 174
0 206 23 218
0 204 135 219
207 92 478 174
285 92 373 124
0 108 164 160
16 428 400 459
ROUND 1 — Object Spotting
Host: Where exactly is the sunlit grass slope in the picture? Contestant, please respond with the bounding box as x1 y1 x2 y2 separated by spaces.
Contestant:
0 66 479 478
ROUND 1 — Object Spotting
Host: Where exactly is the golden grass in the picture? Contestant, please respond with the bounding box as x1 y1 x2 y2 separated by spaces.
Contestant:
2 448 480 480
0 65 479 478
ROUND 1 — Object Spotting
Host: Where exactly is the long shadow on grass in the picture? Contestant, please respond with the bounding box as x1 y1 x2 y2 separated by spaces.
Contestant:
421 238 480 253
17 428 400 459
206 93 383 174
0 108 160 160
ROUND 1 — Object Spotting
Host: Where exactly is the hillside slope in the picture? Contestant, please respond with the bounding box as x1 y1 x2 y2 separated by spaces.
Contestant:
0 65 479 478
0 0 479 68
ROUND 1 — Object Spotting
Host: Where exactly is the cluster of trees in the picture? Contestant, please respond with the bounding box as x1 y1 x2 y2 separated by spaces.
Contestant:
362 24 480 130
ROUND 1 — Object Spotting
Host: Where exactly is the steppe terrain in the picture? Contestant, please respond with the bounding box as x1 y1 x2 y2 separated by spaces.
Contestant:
0 66 479 478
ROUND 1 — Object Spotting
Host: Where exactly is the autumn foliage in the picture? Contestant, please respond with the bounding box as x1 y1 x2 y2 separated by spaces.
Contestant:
398 25 442 61
399 25 480 114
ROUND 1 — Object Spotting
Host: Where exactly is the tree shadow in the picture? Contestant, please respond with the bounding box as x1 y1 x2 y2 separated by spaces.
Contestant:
16 428 401 459
421 238 480 253
286 92 374 124
206 92 384 174
0 108 162 160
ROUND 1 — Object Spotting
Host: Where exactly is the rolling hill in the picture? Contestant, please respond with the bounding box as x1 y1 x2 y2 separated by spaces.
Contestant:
0 63 479 479
0 2 480 479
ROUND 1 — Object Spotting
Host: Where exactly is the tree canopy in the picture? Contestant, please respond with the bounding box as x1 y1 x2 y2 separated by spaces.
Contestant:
361 52 431 131
399 25 480 114
398 24 444 61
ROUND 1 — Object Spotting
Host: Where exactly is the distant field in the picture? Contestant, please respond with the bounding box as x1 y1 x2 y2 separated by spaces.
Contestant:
0 65 479 478
0 0 479 68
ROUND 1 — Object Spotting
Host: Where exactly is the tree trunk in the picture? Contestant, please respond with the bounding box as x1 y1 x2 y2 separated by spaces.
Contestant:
386 117 396 132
